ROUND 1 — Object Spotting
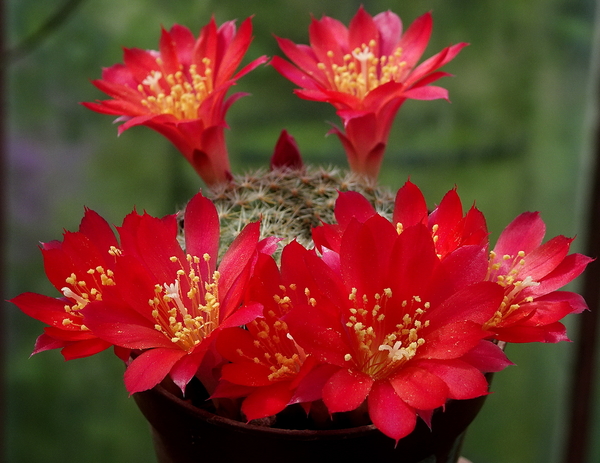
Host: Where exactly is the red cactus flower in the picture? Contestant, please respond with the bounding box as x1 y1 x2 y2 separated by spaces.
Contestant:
213 253 334 421
81 192 275 394
272 7 467 179
484 212 592 342
314 180 488 263
284 215 508 441
10 209 122 360
83 18 267 187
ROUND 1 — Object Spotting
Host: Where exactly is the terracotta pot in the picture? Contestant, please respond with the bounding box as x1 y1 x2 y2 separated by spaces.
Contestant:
133 379 488 463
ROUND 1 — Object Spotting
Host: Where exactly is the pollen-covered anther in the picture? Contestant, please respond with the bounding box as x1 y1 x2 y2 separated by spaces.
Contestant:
431 224 440 243
108 246 122 257
319 41 408 99
149 254 222 350
139 62 213 120
379 340 418 362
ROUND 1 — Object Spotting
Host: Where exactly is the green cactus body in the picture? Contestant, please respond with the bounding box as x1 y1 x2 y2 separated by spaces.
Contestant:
188 167 395 257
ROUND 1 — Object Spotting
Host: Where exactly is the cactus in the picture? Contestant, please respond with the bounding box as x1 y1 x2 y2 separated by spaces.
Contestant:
182 166 396 257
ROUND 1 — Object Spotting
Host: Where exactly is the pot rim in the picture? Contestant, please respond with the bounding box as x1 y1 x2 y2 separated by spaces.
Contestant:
149 383 384 440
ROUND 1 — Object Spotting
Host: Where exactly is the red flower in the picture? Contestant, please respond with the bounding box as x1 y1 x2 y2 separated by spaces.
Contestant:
314 180 488 262
10 209 122 360
284 214 508 441
80 192 276 394
213 253 332 421
484 212 592 342
272 7 467 179
83 18 267 187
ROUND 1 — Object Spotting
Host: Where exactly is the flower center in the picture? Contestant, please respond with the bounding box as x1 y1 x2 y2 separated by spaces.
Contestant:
344 288 429 381
60 246 121 331
150 253 220 351
138 58 214 119
484 250 540 329
317 40 406 99
250 315 306 382
236 286 306 382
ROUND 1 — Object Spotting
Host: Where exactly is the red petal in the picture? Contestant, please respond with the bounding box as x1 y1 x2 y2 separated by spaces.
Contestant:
494 212 546 257
242 382 294 421
118 211 184 285
368 381 417 442
82 300 172 349
220 362 273 387
322 368 373 413
77 208 119 258
530 253 592 296
233 55 269 81
61 337 112 360
194 17 219 72
216 326 264 362
348 6 379 53
124 348 187 394
459 340 513 373
402 85 449 100
31 333 69 355
290 363 338 404
418 321 487 360
431 281 504 326
385 224 439 301
308 16 348 66
215 17 254 87
159 27 182 76
428 187 463 251
271 55 322 90
183 192 220 271
122 47 160 83
393 180 428 228
519 300 576 326
169 24 195 66
373 10 402 56
493 322 570 343
534 290 588 314
170 348 207 393
285 302 347 366
519 235 572 281
430 245 489 304
418 359 489 400
334 191 377 227
389 366 449 410
100 63 136 87
218 222 261 314
406 43 468 88
396 12 432 70
220 302 264 329
10 292 78 327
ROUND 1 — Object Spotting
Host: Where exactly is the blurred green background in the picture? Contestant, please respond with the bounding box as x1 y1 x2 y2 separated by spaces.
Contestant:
4 0 600 462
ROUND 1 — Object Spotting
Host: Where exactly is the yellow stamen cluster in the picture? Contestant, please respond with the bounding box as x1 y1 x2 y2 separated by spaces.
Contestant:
237 287 306 382
484 250 540 329
138 58 214 120
317 40 407 99
345 288 429 381
150 253 220 351
61 263 117 330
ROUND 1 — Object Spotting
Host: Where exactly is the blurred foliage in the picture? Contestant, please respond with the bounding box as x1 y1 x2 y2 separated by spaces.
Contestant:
4 0 599 462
